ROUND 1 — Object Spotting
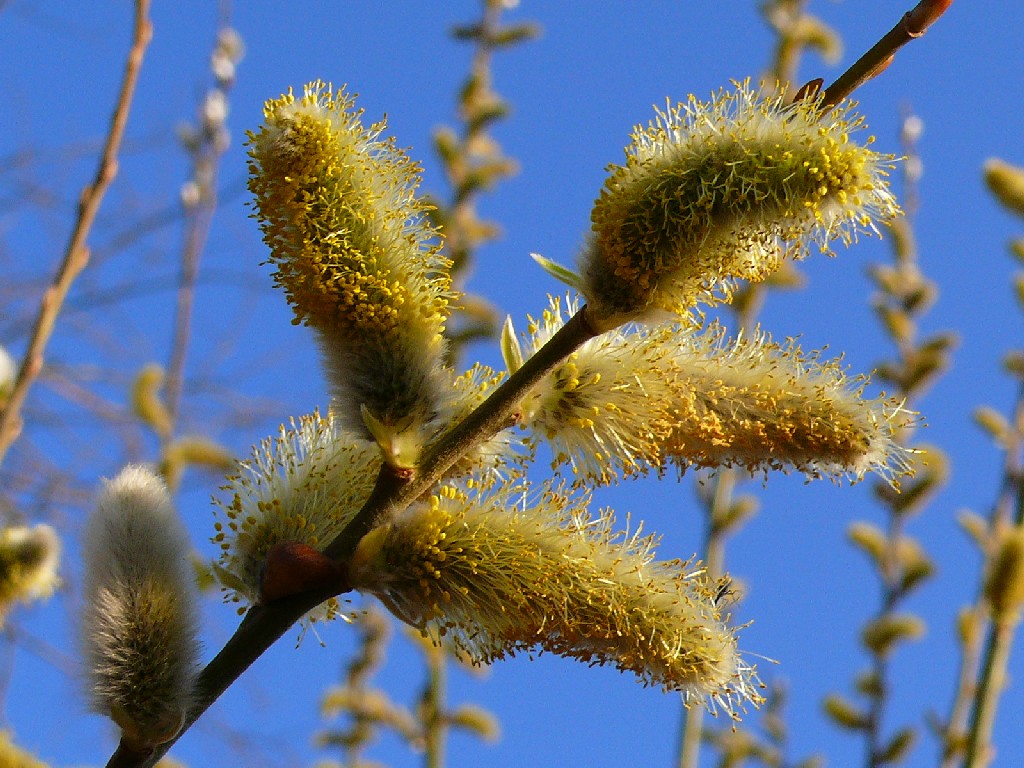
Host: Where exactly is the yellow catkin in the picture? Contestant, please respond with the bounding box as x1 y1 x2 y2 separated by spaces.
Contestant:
212 411 381 623
582 82 899 329
520 297 911 487
0 524 60 626
247 82 455 467
350 478 760 715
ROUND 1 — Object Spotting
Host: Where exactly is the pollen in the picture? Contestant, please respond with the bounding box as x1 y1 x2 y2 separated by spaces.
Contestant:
247 82 457 467
349 476 760 713
580 81 900 329
212 411 381 623
519 296 913 487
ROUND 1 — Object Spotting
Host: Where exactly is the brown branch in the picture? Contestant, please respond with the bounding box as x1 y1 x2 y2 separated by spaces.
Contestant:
127 306 599 768
820 0 953 108
163 197 215 427
164 31 237 426
0 0 153 466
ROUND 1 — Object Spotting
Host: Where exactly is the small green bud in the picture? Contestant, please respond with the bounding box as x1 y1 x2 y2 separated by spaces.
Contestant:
985 527 1024 622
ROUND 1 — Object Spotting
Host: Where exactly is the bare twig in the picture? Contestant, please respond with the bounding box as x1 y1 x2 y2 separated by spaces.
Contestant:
965 616 1020 768
164 27 239 425
0 0 153 466
820 0 953 108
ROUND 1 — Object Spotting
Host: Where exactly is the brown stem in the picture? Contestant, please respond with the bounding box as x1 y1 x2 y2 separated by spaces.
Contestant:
131 306 599 768
106 741 154 768
820 0 953 108
163 193 217 427
0 0 153 466
323 306 599 562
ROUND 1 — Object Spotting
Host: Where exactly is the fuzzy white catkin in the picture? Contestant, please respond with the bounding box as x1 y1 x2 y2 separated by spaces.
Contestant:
0 344 14 396
81 465 200 747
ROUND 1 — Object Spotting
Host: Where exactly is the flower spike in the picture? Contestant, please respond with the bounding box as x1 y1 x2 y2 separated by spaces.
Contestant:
520 297 913 487
581 81 900 329
0 523 60 626
247 82 455 468
81 466 200 750
349 478 761 714
212 411 380 622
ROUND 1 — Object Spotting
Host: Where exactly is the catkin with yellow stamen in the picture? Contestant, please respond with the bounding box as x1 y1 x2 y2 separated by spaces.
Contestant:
247 82 454 467
81 466 200 749
0 524 60 626
349 478 759 713
519 296 912 486
212 411 380 622
582 82 899 329
985 527 1024 623
984 158 1024 217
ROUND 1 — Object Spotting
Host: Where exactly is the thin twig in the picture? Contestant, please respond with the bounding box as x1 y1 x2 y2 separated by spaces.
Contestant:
0 0 153 466
163 193 216 426
422 649 447 768
164 29 237 424
820 0 953 108
964 619 1018 768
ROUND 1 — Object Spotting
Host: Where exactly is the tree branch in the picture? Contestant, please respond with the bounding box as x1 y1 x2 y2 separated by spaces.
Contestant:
132 305 599 767
820 0 953 108
0 0 153 466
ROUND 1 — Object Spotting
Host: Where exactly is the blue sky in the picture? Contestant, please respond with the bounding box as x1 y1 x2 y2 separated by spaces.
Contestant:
2 2 1023 767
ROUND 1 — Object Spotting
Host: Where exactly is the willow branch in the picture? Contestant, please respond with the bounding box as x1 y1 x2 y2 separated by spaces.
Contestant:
820 0 953 108
164 36 235 425
0 0 152 466
322 306 599 562
0 0 153 466
132 305 599 768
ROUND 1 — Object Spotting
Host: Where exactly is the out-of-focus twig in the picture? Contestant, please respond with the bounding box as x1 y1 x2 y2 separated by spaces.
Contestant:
430 0 538 362
163 27 243 426
944 158 1024 768
823 112 950 768
0 0 153 466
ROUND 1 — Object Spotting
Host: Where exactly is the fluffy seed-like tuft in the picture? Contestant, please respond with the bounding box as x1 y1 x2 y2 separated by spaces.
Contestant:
81 465 200 748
